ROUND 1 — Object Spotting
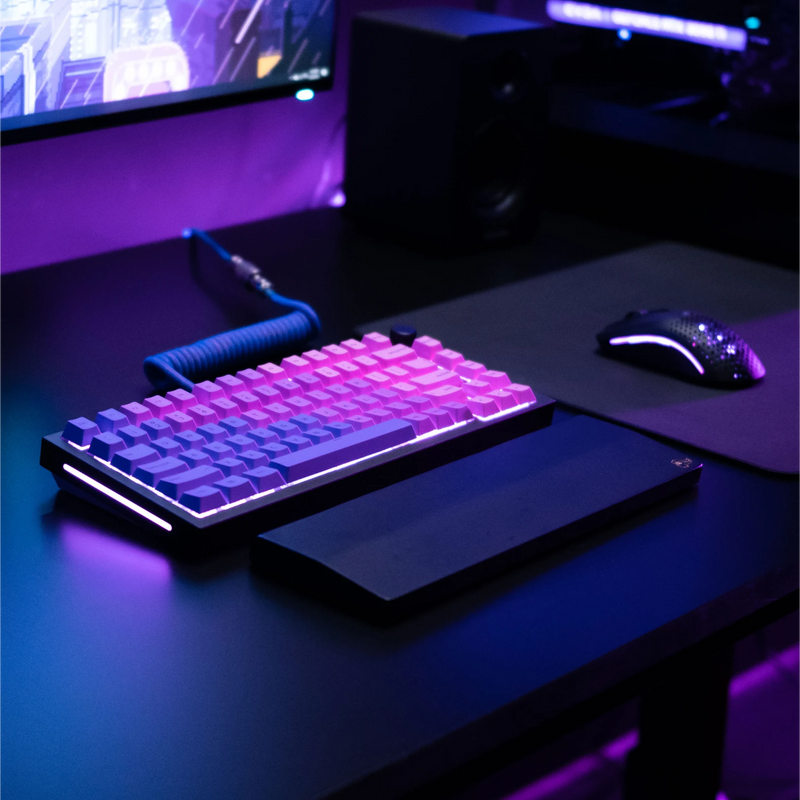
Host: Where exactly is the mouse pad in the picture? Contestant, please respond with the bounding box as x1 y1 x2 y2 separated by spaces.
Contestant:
359 243 798 474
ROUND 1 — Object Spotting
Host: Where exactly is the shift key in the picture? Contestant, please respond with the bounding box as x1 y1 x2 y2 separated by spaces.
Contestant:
157 464 223 500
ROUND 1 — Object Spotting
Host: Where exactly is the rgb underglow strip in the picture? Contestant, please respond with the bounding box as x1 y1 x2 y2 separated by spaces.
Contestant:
63 463 173 531
546 0 747 51
608 335 705 374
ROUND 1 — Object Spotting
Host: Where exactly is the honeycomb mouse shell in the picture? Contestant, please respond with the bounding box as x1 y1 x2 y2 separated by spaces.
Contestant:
596 310 766 387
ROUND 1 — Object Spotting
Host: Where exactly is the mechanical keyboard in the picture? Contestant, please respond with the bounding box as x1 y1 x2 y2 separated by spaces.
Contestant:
41 331 554 555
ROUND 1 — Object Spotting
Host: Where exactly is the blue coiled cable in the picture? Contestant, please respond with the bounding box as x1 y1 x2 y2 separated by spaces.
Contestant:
143 229 321 392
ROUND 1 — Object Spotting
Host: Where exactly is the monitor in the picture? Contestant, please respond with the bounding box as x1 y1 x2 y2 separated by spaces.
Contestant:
0 0 336 143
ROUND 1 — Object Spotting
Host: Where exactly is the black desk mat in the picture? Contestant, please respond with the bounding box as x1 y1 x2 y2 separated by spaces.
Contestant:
360 243 798 474
252 416 702 619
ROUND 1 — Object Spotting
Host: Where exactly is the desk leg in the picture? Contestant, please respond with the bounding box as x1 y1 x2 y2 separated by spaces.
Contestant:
624 644 734 800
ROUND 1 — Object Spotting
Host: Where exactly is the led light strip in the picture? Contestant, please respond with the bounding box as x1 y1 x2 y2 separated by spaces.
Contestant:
63 463 173 531
546 0 747 51
608 335 705 374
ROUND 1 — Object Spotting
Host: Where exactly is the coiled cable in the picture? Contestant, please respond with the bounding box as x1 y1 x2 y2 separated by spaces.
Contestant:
143 229 321 392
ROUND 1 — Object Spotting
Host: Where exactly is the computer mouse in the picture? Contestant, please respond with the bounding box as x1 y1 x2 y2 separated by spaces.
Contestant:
597 309 766 387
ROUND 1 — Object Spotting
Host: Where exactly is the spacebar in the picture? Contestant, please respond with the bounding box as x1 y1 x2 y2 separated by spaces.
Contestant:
270 419 417 482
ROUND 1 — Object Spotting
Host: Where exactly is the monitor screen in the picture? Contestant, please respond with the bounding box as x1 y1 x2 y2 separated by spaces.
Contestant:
1 0 336 143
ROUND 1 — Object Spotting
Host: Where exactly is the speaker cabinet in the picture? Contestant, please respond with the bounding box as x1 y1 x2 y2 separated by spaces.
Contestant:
345 7 551 251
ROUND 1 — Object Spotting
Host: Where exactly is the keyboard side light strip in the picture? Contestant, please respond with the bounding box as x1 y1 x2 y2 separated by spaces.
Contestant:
62 463 174 531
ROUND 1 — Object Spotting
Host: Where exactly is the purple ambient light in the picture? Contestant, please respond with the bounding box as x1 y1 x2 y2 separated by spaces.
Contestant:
608 334 705 374
63 464 173 531
545 0 748 51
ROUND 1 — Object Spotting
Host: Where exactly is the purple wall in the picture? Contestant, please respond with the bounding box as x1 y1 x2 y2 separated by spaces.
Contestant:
2 0 474 274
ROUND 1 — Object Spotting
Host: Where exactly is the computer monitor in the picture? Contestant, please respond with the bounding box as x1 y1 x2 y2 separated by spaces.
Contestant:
1 0 336 144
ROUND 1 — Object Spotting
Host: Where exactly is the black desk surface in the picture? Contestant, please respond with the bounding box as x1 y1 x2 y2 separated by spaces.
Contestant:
3 209 797 800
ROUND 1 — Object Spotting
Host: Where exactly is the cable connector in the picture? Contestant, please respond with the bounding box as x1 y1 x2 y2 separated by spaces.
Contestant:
231 255 273 293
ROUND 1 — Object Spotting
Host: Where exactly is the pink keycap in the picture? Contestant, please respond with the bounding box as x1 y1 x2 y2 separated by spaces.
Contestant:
285 396 316 414
302 349 331 368
466 396 500 417
366 408 395 424
412 335 442 359
362 371 392 389
313 366 342 386
352 355 380 372
403 412 435 435
410 370 461 390
165 410 197 432
390 382 417 398
346 414 375 431
293 373 323 392
231 391 262 411
321 343 349 360
345 378 373 394
311 407 343 424
273 379 303 399
454 359 486 379
441 402 473 423
325 384 353 400
332 360 361 379
383 365 410 381
144 395 175 419
487 389 516 410
280 355 311 377
478 370 511 389
256 362 288 385
187 404 219 425
401 357 438 377
361 331 391 351
405 395 434 413
193 380 225 406
304 390 334 409
166 388 197 412
433 348 464 369
332 401 361 417
384 402 413 418
210 397 240 417
215 374 246 397
263 402 293 421
426 408 454 429
424 384 466 406
236 368 266 390
372 344 416 365
252 385 282 404
121 401 153 425
507 383 536 404
242 409 272 426
340 338 369 356
371 388 400 404
462 380 492 398
352 394 381 411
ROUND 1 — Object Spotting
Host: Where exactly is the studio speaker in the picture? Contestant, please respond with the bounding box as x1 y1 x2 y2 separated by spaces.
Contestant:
345 6 551 251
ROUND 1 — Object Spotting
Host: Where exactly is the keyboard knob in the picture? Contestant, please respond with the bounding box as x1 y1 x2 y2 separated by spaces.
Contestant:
390 324 417 346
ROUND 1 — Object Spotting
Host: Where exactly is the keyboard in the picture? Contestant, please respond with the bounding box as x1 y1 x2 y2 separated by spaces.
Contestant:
41 331 554 555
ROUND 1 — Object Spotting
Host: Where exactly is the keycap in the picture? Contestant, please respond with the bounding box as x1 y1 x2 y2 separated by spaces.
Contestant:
165 389 197 412
219 416 251 435
151 437 183 458
112 444 160 474
455 360 486 379
362 331 392 351
144 395 175 419
178 449 213 468
412 335 442 359
238 450 269 469
164 411 196 433
403 413 436 435
157 465 223 500
269 418 416 482
141 418 173 440
174 430 206 450
280 355 310 377
243 467 285 493
433 349 464 369
245 427 281 446
63 417 101 446
401 358 438 377
256 362 287 384
478 370 510 389
96 408 128 433
236 368 266 390
215 374 245 396
88 431 126 460
304 428 335 445
202 442 236 461
216 458 246 477
197 423 228 443
121 402 153 425
134 457 188 487
214 476 256 503
187 404 219 425
180 485 226 512
466 396 501 416
193 380 226 405
260 443 292 460
118 425 150 447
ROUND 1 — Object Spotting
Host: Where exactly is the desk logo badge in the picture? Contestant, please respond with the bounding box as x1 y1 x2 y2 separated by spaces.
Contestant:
671 458 693 468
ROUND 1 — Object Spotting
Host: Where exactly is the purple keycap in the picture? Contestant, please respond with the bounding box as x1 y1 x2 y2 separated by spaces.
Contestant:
156 464 223 499
111 444 160 474
133 457 189 486
440 402 473 423
202 442 236 461
219 416 251 435
215 374 246 397
96 408 128 433
352 394 381 411
225 434 258 454
285 396 316 415
281 436 312 452
63 417 101 446
165 388 197 412
144 395 175 419
245 427 281 447
252 385 282 404
151 437 183 458
88 431 125 460
260 443 292 460
405 395 434 413
236 368 266 390
210 398 241 418
293 373 323 392
383 402 413 419
323 422 354 438
187 404 219 425
174 430 206 450
179 485 226 513
243 467 286 493
346 415 375 431
371 388 400 404
426 408 454 429
164 411 196 433
270 419 416 482
242 410 271 427
216 457 246 477
268 421 301 438
231 391 261 412
117 425 151 447
192 380 226 406
325 384 353 400
403 413 435 435
178 448 213 468
120 401 153 426
197 423 228 443
366 408 395 424
304 390 334 409
344 378 373 394
289 414 320 432
141 417 173 440
304 428 335 445
331 401 360 417
238 450 269 469
273 379 303 399
213 475 255 503
262 402 292 421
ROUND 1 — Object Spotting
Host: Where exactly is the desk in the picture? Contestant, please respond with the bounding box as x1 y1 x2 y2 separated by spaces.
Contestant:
3 209 797 800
